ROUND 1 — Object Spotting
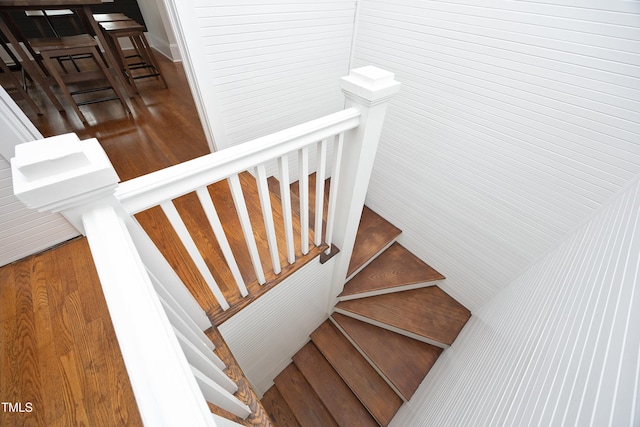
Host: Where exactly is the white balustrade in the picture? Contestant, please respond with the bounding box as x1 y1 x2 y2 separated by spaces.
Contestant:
11 66 400 426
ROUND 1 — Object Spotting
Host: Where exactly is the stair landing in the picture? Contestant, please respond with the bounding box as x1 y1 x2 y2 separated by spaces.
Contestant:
137 172 327 325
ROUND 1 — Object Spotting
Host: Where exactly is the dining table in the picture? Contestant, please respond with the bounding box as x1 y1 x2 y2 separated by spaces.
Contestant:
0 0 134 114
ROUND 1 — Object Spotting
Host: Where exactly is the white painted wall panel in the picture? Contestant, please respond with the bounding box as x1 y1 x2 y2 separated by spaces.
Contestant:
218 258 335 396
390 176 640 427
353 0 640 310
170 0 356 151
0 88 78 266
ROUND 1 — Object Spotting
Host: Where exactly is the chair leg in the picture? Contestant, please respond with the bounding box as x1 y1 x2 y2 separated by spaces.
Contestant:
109 33 138 94
0 56 41 115
39 51 87 123
134 33 167 88
90 45 131 115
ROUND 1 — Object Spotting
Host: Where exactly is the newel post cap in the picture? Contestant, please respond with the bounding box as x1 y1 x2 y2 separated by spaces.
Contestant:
341 66 401 105
11 133 120 213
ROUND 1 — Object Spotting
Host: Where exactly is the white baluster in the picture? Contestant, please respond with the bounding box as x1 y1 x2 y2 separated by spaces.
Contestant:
228 174 266 284
149 269 215 351
298 147 309 255
315 139 328 246
255 164 282 274
324 133 344 255
191 366 251 419
196 186 248 297
125 216 212 331
173 328 236 394
158 294 225 369
278 154 296 264
161 200 230 310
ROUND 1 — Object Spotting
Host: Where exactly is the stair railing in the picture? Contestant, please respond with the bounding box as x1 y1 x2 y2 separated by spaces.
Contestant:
11 66 399 426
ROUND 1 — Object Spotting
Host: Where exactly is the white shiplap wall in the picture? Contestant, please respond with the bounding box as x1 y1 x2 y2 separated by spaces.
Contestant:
219 257 335 395
352 0 640 311
390 175 640 427
169 0 356 151
0 88 78 266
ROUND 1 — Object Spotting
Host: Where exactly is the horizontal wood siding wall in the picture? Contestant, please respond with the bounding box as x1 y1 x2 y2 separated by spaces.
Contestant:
191 0 356 149
219 258 336 396
0 88 78 267
390 175 640 426
0 157 78 266
352 0 640 311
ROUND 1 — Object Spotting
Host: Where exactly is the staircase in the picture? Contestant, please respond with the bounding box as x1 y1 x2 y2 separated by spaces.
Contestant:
261 207 471 426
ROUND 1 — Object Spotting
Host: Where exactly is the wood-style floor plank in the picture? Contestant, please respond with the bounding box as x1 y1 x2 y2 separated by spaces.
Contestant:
17 53 211 182
261 386 301 427
0 238 143 427
1 53 220 426
331 312 442 401
310 321 402 426
348 207 402 277
335 287 471 346
341 242 444 299
293 342 378 427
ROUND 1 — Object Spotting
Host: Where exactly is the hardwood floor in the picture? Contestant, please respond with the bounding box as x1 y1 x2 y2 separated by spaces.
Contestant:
10 52 211 181
1 52 211 426
0 238 143 427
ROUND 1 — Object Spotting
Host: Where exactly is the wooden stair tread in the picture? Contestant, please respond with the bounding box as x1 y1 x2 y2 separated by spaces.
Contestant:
310 321 402 426
293 342 378 427
340 242 444 299
205 327 274 427
331 313 442 401
335 287 471 346
274 364 339 427
261 386 301 427
348 207 401 277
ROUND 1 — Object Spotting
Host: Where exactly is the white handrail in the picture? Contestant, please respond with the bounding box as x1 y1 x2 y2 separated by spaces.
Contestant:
82 204 217 427
115 108 360 215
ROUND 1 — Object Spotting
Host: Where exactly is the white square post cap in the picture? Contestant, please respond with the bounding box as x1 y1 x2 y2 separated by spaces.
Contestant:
11 133 120 211
341 66 401 104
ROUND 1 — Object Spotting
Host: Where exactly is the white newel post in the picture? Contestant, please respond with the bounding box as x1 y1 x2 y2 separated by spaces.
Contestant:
11 133 217 427
328 66 401 305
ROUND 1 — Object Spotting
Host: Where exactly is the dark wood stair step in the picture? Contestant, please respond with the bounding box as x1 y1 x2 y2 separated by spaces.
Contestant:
340 242 444 300
310 321 402 426
348 207 401 278
334 287 471 347
293 342 379 427
331 312 442 401
261 386 301 427
273 364 339 427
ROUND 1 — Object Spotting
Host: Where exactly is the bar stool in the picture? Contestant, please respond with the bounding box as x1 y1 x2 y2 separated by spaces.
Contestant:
92 13 129 23
29 34 131 123
99 19 167 93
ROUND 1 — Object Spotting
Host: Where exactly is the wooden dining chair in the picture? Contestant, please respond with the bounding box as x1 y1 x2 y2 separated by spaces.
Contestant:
99 19 167 93
29 34 131 123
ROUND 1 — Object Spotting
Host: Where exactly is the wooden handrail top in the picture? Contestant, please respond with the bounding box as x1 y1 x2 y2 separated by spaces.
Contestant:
116 108 361 214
